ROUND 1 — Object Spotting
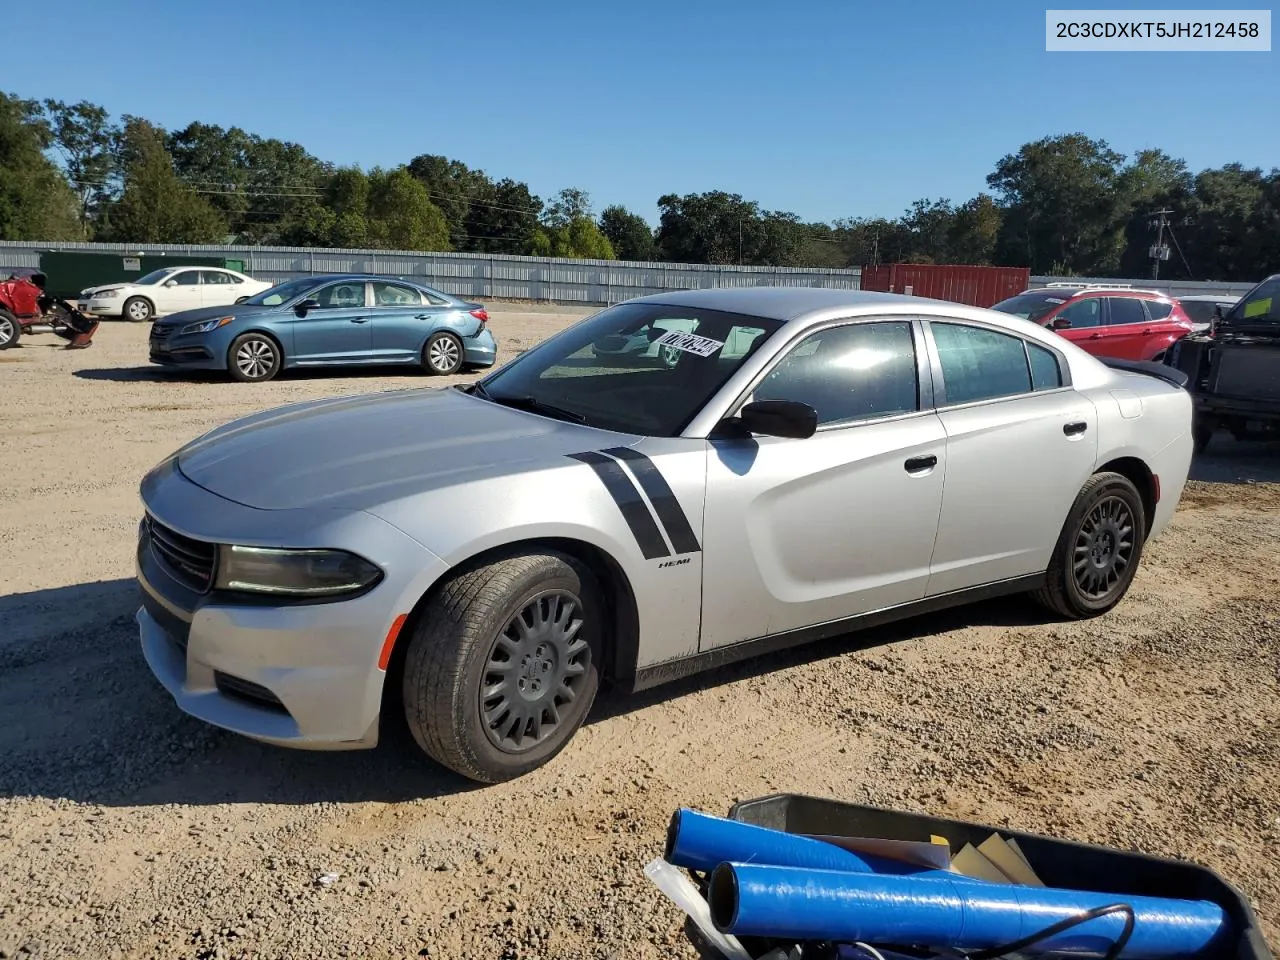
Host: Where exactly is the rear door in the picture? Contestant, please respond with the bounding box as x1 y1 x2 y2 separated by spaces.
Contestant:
1094 296 1152 359
923 318 1099 595
290 280 373 363
369 281 439 361
198 270 240 308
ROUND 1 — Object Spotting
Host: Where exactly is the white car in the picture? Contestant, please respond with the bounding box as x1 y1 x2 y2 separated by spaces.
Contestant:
79 267 274 322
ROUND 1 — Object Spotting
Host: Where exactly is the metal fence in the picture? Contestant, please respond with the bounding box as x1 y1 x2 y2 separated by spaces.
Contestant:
0 241 1263 304
0 241 862 306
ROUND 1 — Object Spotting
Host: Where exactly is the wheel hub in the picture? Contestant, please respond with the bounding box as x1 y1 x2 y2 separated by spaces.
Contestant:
481 591 590 752
1073 495 1135 600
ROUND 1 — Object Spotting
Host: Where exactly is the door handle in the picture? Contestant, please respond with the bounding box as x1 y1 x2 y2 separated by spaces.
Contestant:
1141 328 1152 335
1088 332 1103 339
415 313 431 320
904 455 938 473
350 317 369 324
1064 421 1088 436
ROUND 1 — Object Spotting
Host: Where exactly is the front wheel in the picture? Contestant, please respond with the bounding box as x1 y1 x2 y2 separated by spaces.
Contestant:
1033 472 1146 619
0 309 20 349
423 331 464 375
123 296 153 322
227 332 282 382
401 552 602 783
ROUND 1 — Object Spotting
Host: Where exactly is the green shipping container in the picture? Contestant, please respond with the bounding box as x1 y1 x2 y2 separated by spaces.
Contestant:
39 251 250 299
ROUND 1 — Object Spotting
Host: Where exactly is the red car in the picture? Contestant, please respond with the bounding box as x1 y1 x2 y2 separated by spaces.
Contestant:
991 284 1194 362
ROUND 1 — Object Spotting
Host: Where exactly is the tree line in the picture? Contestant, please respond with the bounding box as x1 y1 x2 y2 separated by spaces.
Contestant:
1 92 1276 282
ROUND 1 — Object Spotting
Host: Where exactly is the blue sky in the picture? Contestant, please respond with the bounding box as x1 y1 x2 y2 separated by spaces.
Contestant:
6 0 1275 225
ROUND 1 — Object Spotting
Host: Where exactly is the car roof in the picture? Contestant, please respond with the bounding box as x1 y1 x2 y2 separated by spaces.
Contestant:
1025 285 1170 299
1175 294 1239 302
294 273 455 292
628 286 970 323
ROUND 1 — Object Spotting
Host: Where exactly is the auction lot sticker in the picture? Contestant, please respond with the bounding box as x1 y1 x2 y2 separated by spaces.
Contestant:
654 330 725 357
1046 10 1271 51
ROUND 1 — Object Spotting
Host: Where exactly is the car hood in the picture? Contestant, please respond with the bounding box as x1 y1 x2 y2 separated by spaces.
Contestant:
157 303 270 328
175 386 639 511
82 283 138 297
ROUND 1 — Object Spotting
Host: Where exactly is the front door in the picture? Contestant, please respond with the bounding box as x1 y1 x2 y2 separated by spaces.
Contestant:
699 318 948 650
922 319 1100 595
158 269 204 315
291 280 373 363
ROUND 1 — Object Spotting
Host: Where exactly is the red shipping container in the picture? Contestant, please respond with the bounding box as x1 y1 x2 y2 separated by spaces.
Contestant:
860 263 1030 309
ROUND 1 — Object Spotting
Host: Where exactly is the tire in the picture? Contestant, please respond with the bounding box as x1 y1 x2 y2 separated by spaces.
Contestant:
0 309 20 349
423 331 464 375
1033 471 1146 620
123 296 153 323
234 296 248 304
401 552 602 783
227 332 282 382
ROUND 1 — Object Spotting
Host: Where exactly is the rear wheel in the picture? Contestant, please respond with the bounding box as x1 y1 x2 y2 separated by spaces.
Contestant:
1033 472 1146 619
1193 419 1214 455
227 332 282 382
0 309 20 349
401 552 602 783
123 297 153 322
423 331 463 375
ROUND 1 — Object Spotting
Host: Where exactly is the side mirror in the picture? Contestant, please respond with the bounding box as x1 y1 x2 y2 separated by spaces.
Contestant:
732 399 818 439
164 279 178 288
295 298 321 316
1051 317 1072 330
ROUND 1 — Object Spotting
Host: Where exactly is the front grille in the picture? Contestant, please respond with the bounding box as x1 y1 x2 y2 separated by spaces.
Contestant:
150 325 172 341
214 672 288 713
145 515 217 592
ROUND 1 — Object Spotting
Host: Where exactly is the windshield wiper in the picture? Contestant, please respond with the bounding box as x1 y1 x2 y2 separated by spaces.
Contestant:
484 392 588 424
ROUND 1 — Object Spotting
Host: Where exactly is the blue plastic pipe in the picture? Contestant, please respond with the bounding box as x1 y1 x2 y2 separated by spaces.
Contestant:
708 863 1230 960
666 809 965 879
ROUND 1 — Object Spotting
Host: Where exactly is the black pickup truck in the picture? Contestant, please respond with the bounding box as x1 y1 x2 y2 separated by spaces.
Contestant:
1167 273 1280 453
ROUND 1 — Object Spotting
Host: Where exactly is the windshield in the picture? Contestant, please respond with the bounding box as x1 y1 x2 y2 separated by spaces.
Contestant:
134 268 177 285
1222 275 1280 327
991 291 1075 323
243 276 325 307
477 302 783 436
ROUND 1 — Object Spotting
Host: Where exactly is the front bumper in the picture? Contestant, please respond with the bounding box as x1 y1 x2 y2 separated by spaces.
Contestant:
135 459 448 749
80 298 123 317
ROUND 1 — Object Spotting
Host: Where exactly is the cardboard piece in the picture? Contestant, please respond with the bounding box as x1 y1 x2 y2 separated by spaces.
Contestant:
951 843 1015 883
805 834 953 872
978 833 1045 886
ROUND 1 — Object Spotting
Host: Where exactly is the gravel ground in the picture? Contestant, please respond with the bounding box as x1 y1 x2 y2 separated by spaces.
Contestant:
1 313 1278 960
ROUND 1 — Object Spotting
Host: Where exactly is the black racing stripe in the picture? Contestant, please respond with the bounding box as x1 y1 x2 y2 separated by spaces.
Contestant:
567 451 669 559
602 447 702 555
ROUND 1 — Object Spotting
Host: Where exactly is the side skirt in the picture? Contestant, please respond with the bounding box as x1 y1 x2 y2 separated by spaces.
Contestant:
628 573 1046 693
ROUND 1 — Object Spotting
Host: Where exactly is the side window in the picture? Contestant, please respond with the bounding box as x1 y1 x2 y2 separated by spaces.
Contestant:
932 322 1032 405
315 282 367 308
753 321 918 427
1028 342 1063 390
1145 300 1174 320
200 270 233 285
1056 296 1102 329
1107 297 1147 326
171 270 200 286
371 282 425 306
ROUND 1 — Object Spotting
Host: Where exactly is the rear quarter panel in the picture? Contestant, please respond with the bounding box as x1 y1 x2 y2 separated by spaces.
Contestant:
1086 373 1194 541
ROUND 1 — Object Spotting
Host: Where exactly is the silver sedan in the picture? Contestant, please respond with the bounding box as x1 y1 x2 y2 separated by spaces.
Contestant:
135 288 1195 783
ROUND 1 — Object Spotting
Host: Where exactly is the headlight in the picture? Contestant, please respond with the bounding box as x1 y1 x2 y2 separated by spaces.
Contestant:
215 546 382 597
180 315 234 335
96 289 121 299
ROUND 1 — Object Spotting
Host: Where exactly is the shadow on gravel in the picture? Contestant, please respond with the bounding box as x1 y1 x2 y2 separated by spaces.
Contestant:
73 365 484 384
1190 441 1280 485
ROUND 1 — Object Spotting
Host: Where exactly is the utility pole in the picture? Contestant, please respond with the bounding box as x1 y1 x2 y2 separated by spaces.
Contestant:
1148 209 1173 280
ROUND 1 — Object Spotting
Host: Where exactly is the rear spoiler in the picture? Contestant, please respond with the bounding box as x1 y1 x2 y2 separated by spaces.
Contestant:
1099 356 1189 389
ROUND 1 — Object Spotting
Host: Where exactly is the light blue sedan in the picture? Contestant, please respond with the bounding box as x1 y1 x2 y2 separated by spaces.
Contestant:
147 274 497 382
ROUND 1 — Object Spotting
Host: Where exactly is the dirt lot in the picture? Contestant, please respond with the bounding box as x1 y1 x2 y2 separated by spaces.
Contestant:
2 312 1279 960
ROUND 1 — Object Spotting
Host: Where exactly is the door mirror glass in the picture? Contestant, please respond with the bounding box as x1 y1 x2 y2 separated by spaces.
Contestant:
164 279 177 288
733 399 818 439
1051 316 1072 330
295 298 321 316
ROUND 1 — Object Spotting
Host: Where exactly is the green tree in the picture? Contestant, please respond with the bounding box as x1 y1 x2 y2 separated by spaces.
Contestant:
543 187 593 229
406 154 492 249
600 204 656 261
655 191 762 264
987 133 1127 273
367 168 451 251
947 194 1002 264
465 178 541 254
102 117 226 243
41 99 118 236
0 93 87 241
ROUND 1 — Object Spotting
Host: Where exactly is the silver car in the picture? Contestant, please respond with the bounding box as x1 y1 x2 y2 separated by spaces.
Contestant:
135 288 1195 783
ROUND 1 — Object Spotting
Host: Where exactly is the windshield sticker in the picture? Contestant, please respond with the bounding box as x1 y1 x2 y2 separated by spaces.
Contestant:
1044 297 1065 304
1244 297 1272 318
653 330 724 357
